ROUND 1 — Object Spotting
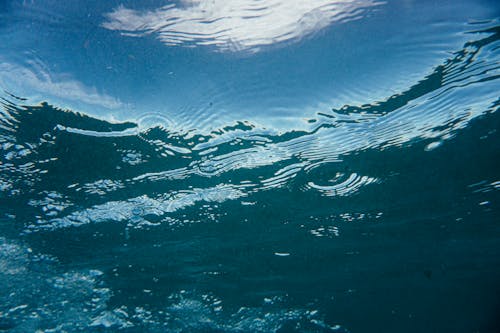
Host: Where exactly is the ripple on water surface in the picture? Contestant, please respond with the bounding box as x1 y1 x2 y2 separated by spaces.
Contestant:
0 1 499 332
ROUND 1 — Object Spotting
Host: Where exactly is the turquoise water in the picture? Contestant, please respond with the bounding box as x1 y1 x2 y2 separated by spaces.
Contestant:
1 1 499 332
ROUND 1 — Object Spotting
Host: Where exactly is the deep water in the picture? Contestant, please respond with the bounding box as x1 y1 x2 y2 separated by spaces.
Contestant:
1 1 500 332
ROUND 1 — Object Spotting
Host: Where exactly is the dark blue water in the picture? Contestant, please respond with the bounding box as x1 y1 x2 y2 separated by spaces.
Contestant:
1 1 500 332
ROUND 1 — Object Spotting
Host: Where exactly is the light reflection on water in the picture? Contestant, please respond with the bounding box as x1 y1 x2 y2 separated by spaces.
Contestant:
0 0 496 131
102 0 384 52
0 1 499 332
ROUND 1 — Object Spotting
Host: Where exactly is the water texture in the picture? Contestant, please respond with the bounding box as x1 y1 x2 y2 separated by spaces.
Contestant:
0 0 499 332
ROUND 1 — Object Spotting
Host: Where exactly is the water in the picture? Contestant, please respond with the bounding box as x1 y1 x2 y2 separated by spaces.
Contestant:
1 1 499 332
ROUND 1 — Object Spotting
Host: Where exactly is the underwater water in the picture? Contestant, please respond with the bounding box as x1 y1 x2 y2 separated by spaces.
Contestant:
1 0 500 332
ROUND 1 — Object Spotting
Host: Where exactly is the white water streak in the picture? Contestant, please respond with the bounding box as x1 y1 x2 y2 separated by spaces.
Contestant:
102 0 383 52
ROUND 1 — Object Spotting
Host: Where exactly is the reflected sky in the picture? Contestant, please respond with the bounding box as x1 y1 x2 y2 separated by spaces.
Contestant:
1 3 499 332
0 60 124 109
102 0 384 52
0 0 498 132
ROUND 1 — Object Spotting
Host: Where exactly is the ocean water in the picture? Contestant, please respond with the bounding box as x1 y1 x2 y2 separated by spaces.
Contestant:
0 0 499 332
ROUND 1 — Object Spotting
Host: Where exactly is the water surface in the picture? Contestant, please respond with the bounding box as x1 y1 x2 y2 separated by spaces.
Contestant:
0 0 499 332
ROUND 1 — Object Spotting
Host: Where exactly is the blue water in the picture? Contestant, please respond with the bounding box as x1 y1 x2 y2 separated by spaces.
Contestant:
1 0 499 332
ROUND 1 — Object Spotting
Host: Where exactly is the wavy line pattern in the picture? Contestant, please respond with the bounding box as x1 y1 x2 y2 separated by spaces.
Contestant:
102 0 384 52
0 25 499 233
